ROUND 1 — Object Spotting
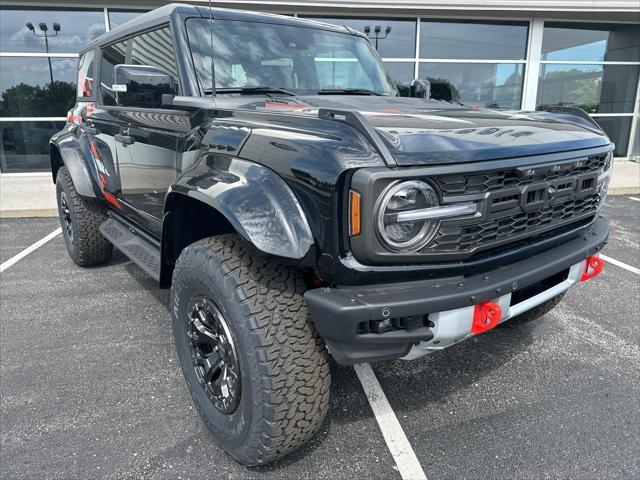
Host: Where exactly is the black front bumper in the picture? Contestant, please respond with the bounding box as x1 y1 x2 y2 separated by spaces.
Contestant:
304 216 609 364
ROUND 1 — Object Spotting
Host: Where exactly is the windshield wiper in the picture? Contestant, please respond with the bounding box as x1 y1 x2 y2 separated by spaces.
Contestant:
206 86 296 96
318 88 382 96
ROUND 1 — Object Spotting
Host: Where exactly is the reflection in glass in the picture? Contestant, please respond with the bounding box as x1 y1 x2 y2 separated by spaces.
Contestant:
108 10 148 29
536 64 639 114
418 63 524 109
383 62 415 83
542 22 640 62
0 120 65 172
420 20 528 60
0 57 76 116
592 116 633 157
0 8 105 53
301 17 416 58
187 19 394 95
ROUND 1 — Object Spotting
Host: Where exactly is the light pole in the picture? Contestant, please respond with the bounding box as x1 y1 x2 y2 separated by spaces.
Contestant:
363 25 392 51
26 21 60 84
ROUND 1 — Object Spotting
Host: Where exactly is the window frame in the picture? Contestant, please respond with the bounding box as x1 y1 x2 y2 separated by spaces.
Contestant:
95 22 182 108
76 48 98 102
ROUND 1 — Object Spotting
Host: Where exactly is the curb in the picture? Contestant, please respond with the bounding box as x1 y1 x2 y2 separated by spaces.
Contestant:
608 187 640 195
0 209 58 218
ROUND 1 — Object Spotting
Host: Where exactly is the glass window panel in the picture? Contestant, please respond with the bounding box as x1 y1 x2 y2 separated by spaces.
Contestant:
383 62 415 83
631 117 640 160
100 41 127 106
77 50 95 98
541 22 640 62
108 10 148 29
536 64 639 114
0 120 65 172
186 19 394 95
0 57 76 116
420 20 528 60
592 116 633 157
418 62 524 109
302 17 416 58
131 27 179 83
0 8 105 53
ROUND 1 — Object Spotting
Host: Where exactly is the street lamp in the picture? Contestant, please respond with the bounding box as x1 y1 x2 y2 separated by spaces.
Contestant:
26 21 61 84
363 25 392 51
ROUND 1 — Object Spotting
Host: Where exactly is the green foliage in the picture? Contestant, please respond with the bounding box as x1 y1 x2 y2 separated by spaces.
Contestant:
0 80 76 117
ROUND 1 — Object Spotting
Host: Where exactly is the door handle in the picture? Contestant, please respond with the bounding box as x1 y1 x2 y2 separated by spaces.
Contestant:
115 133 134 145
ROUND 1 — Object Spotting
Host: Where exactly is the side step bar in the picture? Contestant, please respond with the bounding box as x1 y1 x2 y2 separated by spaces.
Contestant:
99 215 161 282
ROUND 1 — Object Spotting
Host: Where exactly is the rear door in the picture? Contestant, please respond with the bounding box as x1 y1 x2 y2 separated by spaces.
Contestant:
113 26 187 235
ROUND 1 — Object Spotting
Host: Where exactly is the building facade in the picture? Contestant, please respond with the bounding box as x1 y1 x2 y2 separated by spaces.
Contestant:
0 0 639 172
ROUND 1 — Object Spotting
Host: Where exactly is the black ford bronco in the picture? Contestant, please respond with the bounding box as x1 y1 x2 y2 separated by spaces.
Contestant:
51 4 611 466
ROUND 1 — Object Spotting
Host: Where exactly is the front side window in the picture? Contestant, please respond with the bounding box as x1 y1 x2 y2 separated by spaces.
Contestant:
100 41 127 106
186 19 395 96
130 26 179 86
77 51 95 98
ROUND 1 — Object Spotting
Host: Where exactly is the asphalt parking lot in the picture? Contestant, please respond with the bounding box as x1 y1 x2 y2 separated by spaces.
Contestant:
1 195 639 480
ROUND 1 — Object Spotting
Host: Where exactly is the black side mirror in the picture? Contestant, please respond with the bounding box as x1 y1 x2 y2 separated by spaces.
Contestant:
409 79 430 99
113 64 177 108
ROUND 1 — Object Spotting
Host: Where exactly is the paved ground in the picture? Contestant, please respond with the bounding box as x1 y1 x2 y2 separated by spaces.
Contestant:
1 196 639 480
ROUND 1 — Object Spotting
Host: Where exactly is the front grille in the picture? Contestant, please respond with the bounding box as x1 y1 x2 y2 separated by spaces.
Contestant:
430 192 601 253
434 152 608 196
416 150 611 259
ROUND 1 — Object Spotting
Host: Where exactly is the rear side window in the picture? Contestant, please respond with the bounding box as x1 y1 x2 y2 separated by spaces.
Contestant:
77 51 95 98
130 27 180 89
100 41 127 106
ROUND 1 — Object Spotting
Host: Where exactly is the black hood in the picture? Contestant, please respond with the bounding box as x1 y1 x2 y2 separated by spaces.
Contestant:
219 95 611 166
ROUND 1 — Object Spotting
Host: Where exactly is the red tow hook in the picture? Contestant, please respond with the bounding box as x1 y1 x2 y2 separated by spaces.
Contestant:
581 255 604 281
471 301 503 334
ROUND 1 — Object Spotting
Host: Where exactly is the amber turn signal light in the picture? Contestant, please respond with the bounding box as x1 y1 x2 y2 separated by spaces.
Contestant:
349 190 361 237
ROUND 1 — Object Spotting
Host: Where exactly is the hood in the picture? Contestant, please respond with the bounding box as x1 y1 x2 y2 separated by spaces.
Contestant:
218 95 611 166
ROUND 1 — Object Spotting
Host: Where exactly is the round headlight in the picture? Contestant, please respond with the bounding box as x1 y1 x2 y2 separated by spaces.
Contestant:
376 180 439 251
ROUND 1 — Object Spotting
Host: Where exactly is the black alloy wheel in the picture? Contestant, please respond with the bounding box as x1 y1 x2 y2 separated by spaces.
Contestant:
59 190 74 244
187 296 241 414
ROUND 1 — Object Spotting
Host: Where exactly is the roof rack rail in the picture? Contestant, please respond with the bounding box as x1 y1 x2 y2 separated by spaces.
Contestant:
318 108 397 166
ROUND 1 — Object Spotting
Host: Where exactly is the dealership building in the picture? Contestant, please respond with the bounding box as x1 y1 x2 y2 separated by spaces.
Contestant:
0 0 639 173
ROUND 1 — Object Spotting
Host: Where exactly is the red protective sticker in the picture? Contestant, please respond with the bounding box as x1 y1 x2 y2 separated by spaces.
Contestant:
580 256 604 281
471 301 502 334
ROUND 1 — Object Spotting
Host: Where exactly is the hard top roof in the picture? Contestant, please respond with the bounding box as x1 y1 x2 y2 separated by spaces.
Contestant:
81 3 358 52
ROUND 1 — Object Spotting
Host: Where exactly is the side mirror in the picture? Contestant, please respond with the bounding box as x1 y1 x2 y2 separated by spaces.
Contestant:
113 64 177 108
409 79 430 99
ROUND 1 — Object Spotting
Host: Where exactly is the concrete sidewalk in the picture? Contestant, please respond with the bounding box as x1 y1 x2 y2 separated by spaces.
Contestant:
1 161 639 218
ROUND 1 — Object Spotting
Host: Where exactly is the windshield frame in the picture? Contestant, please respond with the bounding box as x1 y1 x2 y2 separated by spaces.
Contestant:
184 17 398 97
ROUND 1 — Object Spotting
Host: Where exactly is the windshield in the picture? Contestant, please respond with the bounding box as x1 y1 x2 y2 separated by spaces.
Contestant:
186 18 396 96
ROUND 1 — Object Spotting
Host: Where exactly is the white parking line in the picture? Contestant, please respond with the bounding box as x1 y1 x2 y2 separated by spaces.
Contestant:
0 228 62 273
600 254 640 275
354 363 427 480
629 196 640 202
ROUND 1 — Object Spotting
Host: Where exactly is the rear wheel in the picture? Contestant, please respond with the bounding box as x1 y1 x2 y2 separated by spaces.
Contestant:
56 166 112 266
171 234 330 466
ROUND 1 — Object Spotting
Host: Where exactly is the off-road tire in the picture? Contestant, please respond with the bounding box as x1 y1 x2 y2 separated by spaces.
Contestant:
171 234 331 466
55 166 112 266
504 292 566 326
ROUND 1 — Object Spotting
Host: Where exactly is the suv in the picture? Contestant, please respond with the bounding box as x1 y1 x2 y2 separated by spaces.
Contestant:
50 4 610 466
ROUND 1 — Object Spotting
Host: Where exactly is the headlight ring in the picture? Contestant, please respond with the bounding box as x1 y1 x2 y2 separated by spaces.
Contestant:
375 180 440 252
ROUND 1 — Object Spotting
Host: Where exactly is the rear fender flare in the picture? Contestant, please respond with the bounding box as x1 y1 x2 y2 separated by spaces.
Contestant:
168 157 315 260
50 135 97 198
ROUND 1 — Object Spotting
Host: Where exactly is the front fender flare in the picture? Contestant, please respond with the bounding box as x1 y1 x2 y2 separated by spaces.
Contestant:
169 157 315 260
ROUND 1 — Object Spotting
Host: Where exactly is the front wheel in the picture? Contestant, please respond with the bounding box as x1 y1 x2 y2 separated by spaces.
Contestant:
171 234 330 466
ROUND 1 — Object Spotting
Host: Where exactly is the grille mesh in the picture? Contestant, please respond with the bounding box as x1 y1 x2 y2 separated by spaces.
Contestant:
434 153 608 196
430 193 601 252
